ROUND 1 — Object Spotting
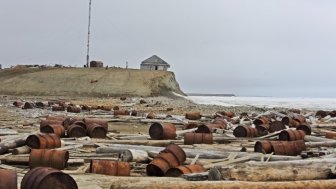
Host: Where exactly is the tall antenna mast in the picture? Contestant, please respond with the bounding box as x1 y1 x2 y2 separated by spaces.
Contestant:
86 0 92 68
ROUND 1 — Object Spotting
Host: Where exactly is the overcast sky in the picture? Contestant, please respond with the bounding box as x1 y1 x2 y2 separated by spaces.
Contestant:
1 1 336 97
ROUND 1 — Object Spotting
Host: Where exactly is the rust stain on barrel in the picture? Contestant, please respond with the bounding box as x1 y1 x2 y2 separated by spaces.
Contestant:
29 149 69 170
184 133 213 145
90 160 130 176
0 169 17 189
40 124 65 137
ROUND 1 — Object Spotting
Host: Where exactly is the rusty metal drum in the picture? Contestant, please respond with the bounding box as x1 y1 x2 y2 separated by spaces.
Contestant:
67 124 87 138
269 121 286 133
90 160 130 176
40 119 63 128
66 106 81 113
254 140 273 154
86 123 107 138
0 169 17 189
185 112 201 120
163 144 186 164
40 124 66 137
233 126 258 138
253 116 269 126
296 124 311 135
165 165 205 177
278 130 306 141
149 122 176 140
84 118 108 131
146 152 180 176
195 123 224 133
325 131 336 139
29 149 69 170
184 133 213 145
51 105 65 111
114 110 129 116
25 133 61 149
21 167 78 189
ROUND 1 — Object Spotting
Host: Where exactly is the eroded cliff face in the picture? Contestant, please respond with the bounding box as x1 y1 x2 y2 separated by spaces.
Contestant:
0 68 185 97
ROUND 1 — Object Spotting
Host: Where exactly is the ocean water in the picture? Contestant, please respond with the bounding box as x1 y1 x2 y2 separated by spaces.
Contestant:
186 96 336 110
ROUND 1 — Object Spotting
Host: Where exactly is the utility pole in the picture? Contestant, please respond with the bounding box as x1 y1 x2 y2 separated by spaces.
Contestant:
86 0 92 68
126 61 128 69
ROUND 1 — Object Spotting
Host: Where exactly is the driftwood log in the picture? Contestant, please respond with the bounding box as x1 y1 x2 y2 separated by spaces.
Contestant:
96 144 301 161
109 178 336 189
208 158 336 181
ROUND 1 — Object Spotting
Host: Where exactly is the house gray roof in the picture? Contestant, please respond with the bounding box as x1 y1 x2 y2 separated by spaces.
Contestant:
141 55 170 67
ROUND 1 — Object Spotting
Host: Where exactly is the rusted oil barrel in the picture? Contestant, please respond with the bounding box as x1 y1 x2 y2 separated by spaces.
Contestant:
281 116 301 127
46 115 65 121
165 165 205 177
66 106 81 113
114 110 130 116
271 140 306 156
90 160 130 176
195 123 224 133
254 140 272 154
67 123 87 138
99 105 112 111
22 102 34 109
0 169 17 189
185 112 201 120
113 106 120 110
316 110 328 118
147 144 186 176
325 131 336 139
63 117 84 129
13 101 23 107
84 118 108 131
82 104 92 111
21 167 78 189
212 117 227 127
29 149 69 170
253 116 269 126
183 123 198 130
184 133 213 145
149 123 176 140
233 126 258 138
35 102 45 108
52 105 65 111
269 121 286 133
25 133 61 149
40 124 66 137
146 112 156 119
256 124 270 136
146 152 180 176
163 144 186 164
293 115 306 124
40 119 63 128
278 130 305 141
296 124 311 135
86 123 107 138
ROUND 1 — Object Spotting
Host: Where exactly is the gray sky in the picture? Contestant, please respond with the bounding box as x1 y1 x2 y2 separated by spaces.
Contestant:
1 0 336 97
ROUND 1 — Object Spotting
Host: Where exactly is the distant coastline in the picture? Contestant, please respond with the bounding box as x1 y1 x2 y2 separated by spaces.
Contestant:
187 93 236 97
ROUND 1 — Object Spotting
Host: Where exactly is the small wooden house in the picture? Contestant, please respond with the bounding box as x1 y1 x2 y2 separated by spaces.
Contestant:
140 55 170 71
90 60 104 68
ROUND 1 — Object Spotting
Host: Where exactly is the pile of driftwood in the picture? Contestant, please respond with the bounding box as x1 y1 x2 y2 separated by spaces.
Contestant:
1 99 336 188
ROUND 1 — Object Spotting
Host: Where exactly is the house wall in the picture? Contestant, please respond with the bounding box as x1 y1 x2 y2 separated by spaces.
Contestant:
141 64 168 71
